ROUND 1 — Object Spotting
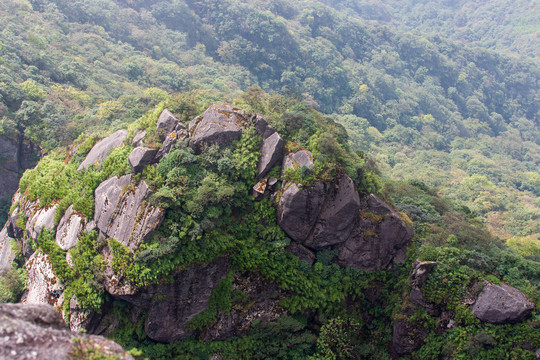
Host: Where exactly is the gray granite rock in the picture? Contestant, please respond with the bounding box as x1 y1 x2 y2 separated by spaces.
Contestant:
304 174 360 249
156 109 179 140
257 132 284 179
26 204 57 241
131 130 146 147
24 251 64 309
128 147 157 173
189 104 245 153
144 257 231 343
0 303 133 360
277 182 326 242
411 260 437 287
78 130 128 170
286 242 316 265
392 318 429 355
94 174 165 250
55 205 84 251
472 282 534 324
155 128 188 160
283 149 314 171
0 226 15 272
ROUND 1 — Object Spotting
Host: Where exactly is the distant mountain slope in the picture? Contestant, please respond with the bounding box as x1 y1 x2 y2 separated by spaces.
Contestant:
322 0 540 59
0 0 538 239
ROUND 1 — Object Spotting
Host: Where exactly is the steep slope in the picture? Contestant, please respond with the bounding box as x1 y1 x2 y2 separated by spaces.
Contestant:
1 98 538 359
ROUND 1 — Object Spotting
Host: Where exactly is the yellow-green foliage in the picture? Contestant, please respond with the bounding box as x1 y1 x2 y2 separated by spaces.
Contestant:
506 236 540 259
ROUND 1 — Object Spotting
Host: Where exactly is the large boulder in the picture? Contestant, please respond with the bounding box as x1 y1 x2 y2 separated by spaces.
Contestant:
155 128 189 161
277 182 326 242
0 303 133 360
257 132 284 179
94 174 165 250
144 257 232 343
128 146 158 173
472 282 535 324
336 194 413 271
283 149 314 171
189 104 245 153
55 205 84 251
26 204 57 241
78 130 128 170
24 251 64 308
156 109 180 140
304 174 360 249
392 319 429 356
0 226 15 272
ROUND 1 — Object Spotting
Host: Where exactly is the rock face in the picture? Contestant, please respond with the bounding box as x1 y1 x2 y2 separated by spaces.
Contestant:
189 104 245 152
144 257 232 342
277 182 326 242
304 174 360 249
94 174 165 250
132 130 146 147
283 149 314 171
55 205 84 251
155 128 189 160
26 204 57 241
156 109 180 140
0 135 38 211
336 194 413 271
257 132 284 179
392 319 429 356
78 129 128 170
0 226 15 272
128 146 157 173
472 282 534 324
0 303 133 360
24 251 64 308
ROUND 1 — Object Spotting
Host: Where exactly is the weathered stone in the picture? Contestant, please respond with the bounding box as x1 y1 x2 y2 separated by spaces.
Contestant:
128 147 157 173
101 245 139 297
283 149 314 171
0 303 133 360
254 114 276 139
155 129 188 160
411 260 437 287
55 205 84 251
252 178 268 199
277 182 326 242
7 205 23 239
145 257 231 343
286 242 315 265
156 109 179 140
472 282 534 324
78 129 128 170
392 319 429 355
0 226 15 272
94 174 165 250
203 273 285 340
336 194 413 271
304 174 360 249
69 296 95 333
257 132 284 179
189 104 245 153
24 251 64 309
26 204 57 241
131 130 146 147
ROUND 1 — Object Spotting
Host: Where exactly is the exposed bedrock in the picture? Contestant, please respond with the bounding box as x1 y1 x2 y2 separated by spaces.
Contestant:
78 129 128 171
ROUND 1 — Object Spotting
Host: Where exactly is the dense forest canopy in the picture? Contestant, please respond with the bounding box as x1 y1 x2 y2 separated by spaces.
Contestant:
1 0 538 243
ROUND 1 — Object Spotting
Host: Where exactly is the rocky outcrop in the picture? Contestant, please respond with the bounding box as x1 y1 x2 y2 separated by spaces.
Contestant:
257 132 284 179
189 104 245 153
156 109 180 140
128 146 157 173
286 242 315 265
144 257 232 342
24 251 64 308
55 205 84 251
155 128 189 160
0 135 38 212
0 226 15 272
132 130 146 147
26 204 57 241
78 129 128 170
204 273 286 340
277 182 326 242
69 296 95 333
94 174 165 250
472 282 534 324
283 149 314 171
336 194 413 271
0 303 133 360
392 318 429 356
304 174 360 249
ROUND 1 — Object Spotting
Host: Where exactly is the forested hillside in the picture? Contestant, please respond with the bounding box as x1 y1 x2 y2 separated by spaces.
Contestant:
1 0 538 247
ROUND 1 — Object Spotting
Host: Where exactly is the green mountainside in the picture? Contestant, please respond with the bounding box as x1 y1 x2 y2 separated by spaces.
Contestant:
0 0 538 358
